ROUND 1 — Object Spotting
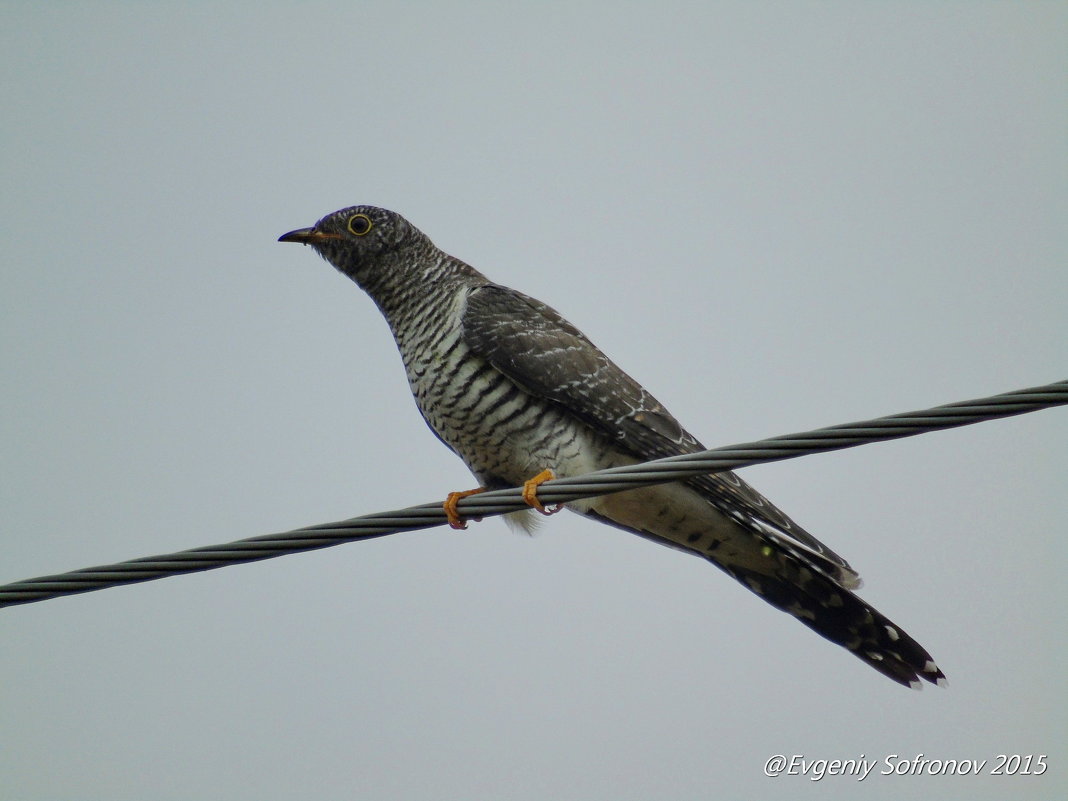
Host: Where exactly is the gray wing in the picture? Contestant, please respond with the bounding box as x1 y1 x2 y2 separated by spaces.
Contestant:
460 284 860 586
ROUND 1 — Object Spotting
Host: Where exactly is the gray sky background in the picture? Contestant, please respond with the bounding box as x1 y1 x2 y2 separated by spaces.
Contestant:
2 3 1065 799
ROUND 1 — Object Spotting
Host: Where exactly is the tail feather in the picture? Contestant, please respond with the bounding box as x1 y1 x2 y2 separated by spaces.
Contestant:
580 494 945 689
717 557 946 689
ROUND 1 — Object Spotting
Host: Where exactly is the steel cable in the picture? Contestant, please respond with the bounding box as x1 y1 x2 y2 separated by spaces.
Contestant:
1 380 1064 609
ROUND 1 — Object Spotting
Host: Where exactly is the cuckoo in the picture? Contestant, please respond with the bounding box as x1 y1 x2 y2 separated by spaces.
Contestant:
280 205 945 689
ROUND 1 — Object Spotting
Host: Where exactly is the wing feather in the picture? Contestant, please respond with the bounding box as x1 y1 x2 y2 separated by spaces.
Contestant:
460 284 860 586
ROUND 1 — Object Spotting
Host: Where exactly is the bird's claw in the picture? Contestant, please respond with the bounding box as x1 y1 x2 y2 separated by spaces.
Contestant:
523 469 563 516
444 487 486 529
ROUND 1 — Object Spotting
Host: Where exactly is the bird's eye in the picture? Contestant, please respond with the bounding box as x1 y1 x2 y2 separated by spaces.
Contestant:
347 214 373 236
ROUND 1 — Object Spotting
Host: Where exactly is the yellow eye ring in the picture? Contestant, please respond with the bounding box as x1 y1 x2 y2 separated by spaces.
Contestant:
347 214 373 236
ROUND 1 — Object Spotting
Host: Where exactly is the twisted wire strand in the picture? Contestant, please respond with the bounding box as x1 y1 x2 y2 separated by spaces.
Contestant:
2 380 1064 609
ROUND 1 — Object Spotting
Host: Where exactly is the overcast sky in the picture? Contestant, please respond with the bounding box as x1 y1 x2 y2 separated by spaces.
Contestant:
2 3 1065 800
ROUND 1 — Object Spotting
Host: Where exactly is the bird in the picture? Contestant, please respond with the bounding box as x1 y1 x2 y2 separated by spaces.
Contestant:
279 205 946 689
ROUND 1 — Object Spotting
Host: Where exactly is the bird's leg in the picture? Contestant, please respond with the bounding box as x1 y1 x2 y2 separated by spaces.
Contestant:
523 469 563 516
444 487 486 530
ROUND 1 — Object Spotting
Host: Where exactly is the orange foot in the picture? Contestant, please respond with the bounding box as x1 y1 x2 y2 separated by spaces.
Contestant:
444 487 486 530
523 469 563 517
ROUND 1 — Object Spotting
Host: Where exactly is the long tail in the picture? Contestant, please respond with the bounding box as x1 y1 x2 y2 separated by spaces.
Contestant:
583 502 946 689
714 553 946 689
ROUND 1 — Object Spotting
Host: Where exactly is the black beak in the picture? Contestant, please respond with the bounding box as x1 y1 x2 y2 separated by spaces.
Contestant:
278 227 343 244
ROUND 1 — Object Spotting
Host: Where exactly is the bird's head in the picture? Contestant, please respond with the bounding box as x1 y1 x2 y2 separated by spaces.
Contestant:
279 205 427 286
